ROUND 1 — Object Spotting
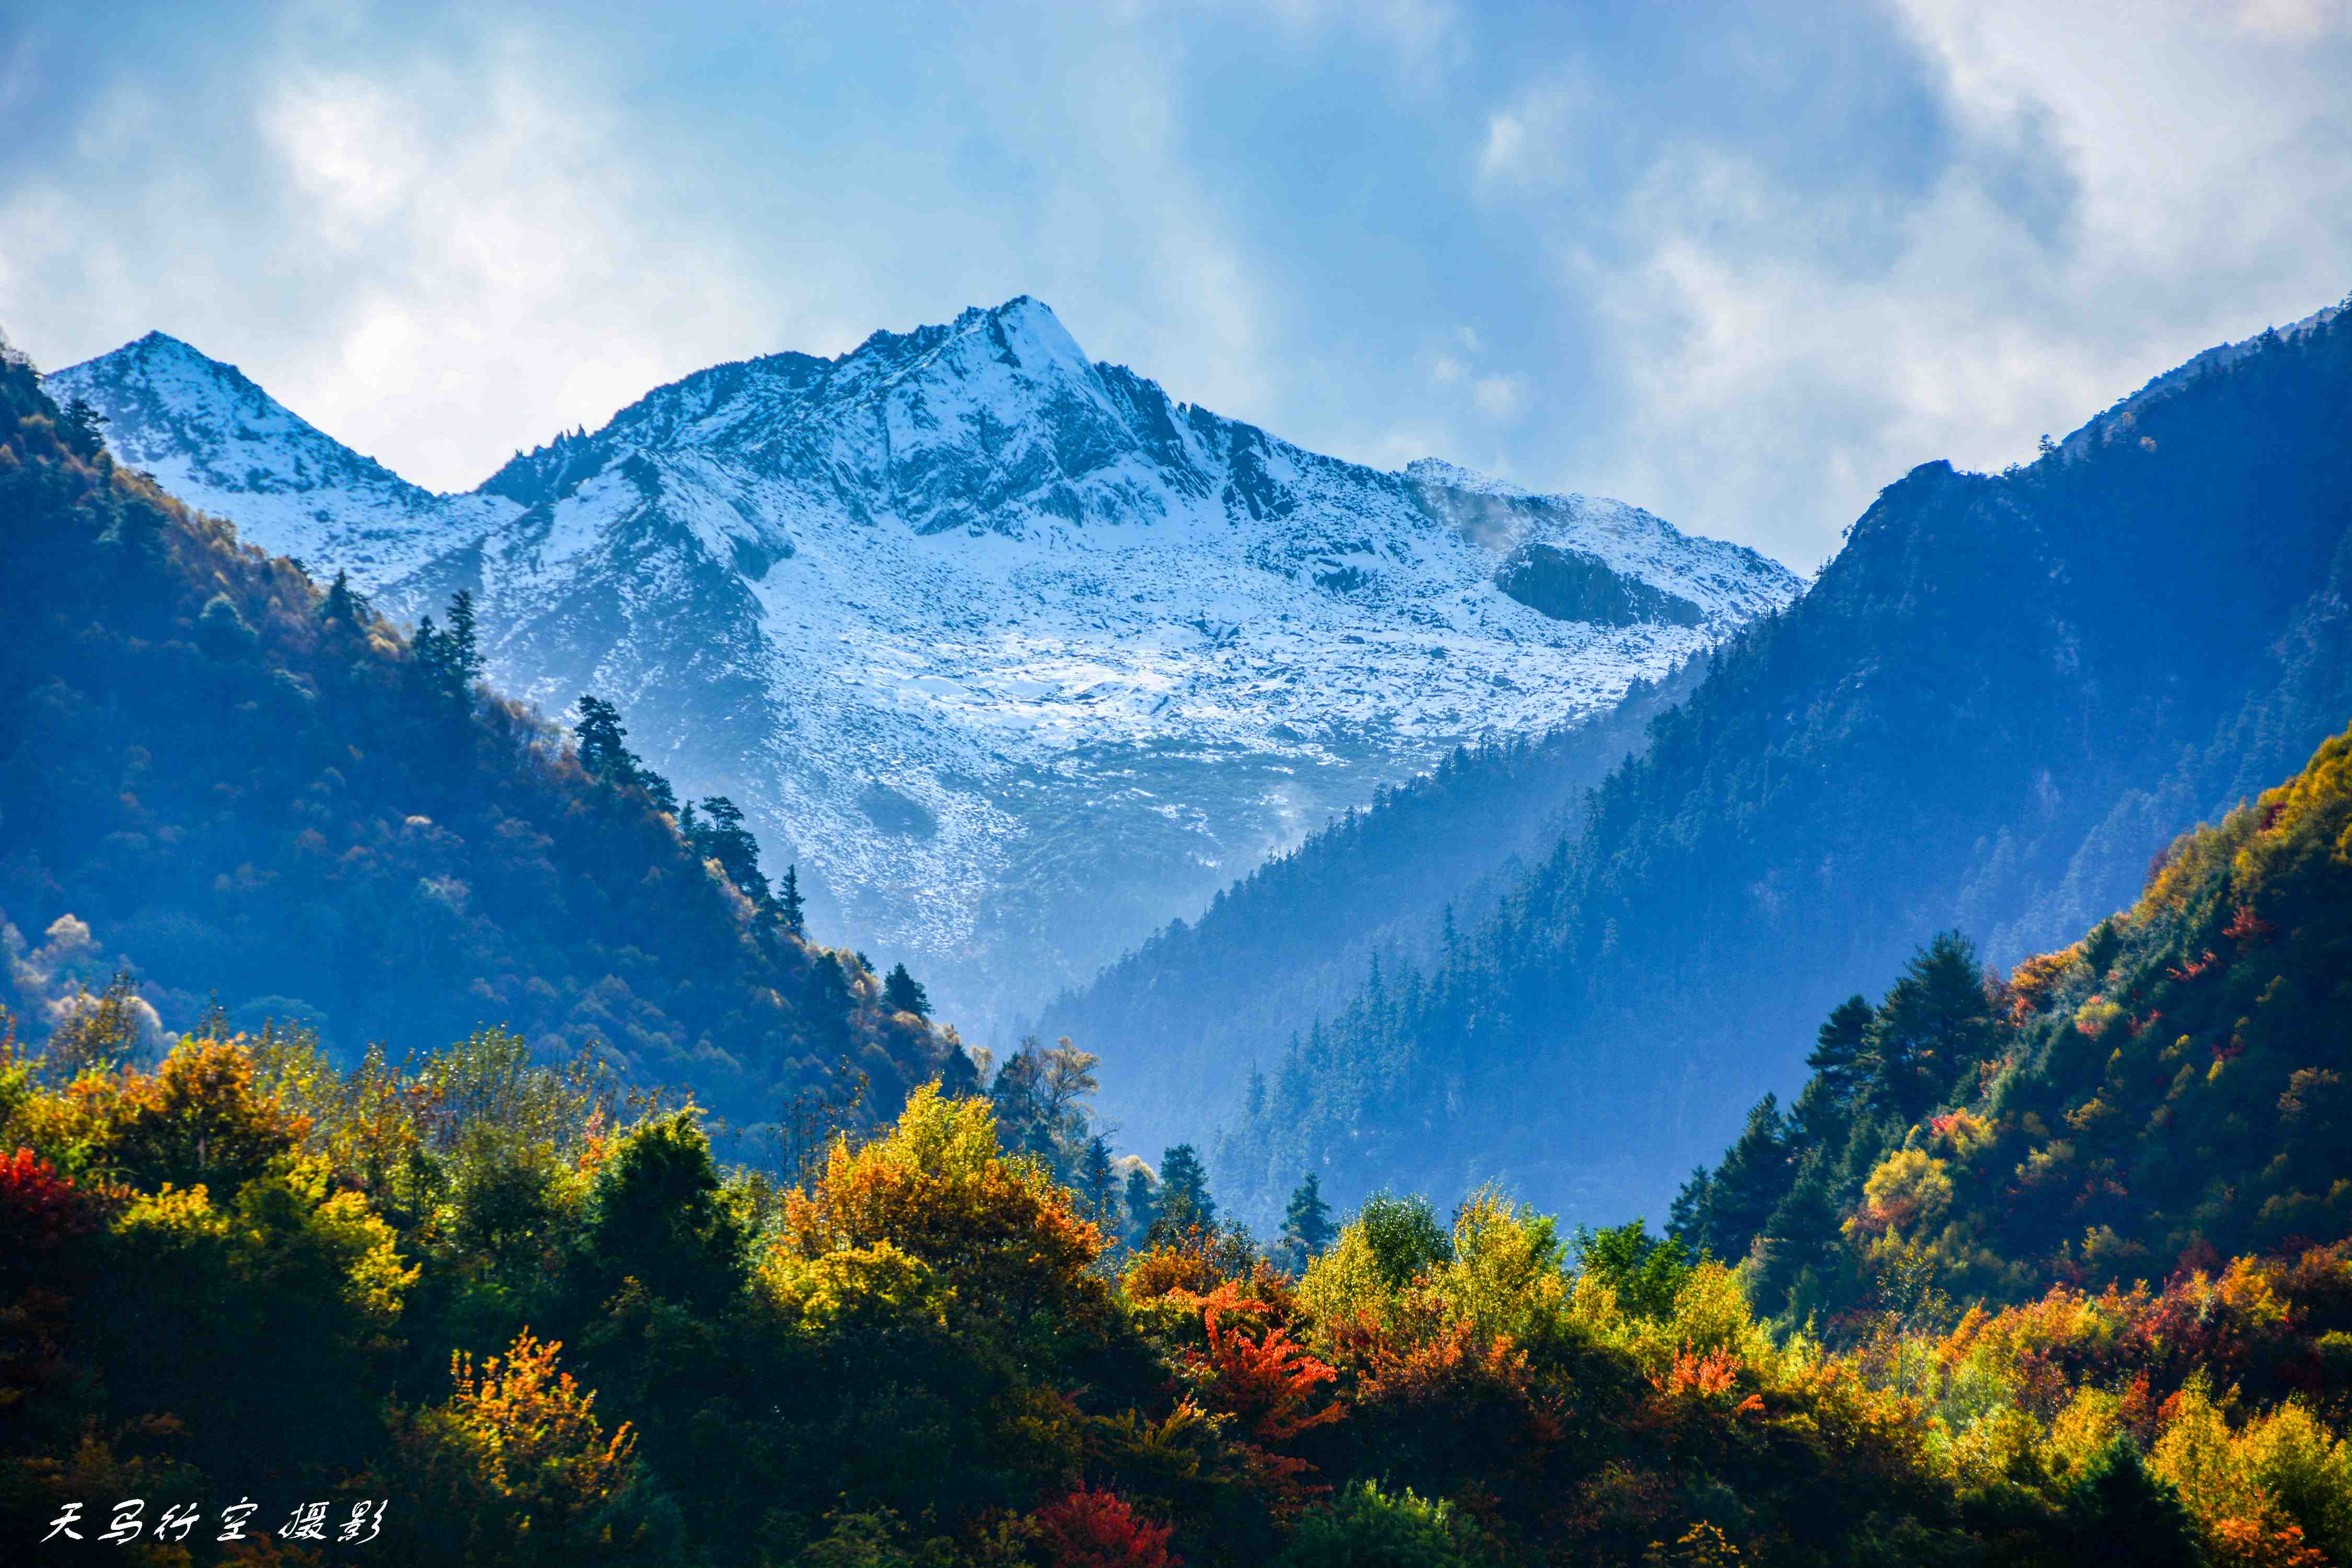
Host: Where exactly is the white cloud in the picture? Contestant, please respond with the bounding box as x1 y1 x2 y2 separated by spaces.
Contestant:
4 0 2344 572
2228 0 2352 41
1477 82 1579 189
1482 0 2352 564
1471 372 1526 420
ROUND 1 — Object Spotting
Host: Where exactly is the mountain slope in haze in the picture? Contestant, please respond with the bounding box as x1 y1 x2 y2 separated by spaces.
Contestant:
0 326 955 1130
1213 297 2352 1229
1677 715 2352 1319
1037 652 1711 1158
51 302 1800 1040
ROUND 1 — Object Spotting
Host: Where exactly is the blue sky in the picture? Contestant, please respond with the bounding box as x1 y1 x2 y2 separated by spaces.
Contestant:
2 0 2347 566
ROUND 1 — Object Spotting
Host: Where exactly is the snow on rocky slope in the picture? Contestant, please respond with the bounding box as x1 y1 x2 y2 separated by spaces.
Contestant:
51 298 1801 1041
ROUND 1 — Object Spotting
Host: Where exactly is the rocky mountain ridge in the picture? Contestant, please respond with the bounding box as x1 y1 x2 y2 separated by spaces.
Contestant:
51 298 1801 1037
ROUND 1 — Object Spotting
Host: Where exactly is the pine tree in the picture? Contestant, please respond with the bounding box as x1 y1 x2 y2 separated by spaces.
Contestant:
446 589 484 685
1696 1094 1790 1263
778 865 807 936
694 795 770 905
1078 1136 1118 1232
1667 1166 1714 1251
322 569 362 626
412 615 457 705
883 963 931 1019
1805 994 1875 1106
1156 1144 1214 1231
937 1043 983 1098
1277 1173 1333 1270
60 395 107 459
1123 1167 1159 1250
1866 932 2000 1121
574 695 640 786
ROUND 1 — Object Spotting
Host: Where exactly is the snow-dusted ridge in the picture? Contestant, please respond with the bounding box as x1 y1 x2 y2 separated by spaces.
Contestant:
50 298 1801 1040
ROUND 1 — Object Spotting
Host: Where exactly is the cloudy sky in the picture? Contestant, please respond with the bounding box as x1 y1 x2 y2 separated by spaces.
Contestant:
3 0 2347 567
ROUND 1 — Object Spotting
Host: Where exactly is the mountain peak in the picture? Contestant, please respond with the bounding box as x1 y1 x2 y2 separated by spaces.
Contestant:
1404 457 1529 498
109 329 240 382
45 330 481 580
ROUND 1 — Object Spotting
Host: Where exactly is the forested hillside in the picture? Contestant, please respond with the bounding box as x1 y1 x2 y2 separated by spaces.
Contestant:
13 1008 2352 1564
1216 302 2352 1228
0 330 958 1133
1678 716 2352 1321
1039 657 1706 1157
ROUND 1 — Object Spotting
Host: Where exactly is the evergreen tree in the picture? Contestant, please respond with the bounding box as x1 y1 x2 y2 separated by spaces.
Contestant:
1077 1136 1118 1231
446 589 484 684
1156 1144 1214 1231
778 864 807 936
694 795 770 905
60 394 107 458
572 1109 749 1316
937 1043 983 1099
1277 1173 1334 1270
640 771 679 816
195 594 256 661
1667 1166 1714 1251
321 569 362 626
882 962 930 1019
574 695 641 786
1123 1167 1159 1249
412 615 459 706
1355 1192 1452 1287
1806 994 1875 1106
1865 932 1999 1121
1752 1162 1844 1319
1694 1094 1790 1263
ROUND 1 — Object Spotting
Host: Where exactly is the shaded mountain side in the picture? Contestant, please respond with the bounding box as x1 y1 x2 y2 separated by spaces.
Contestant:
1214 299 2352 1230
1036 653 1711 1157
0 328 956 1131
1677 716 2352 1320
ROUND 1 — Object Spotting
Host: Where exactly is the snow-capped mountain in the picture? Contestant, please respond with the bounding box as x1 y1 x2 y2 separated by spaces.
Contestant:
50 299 1801 1040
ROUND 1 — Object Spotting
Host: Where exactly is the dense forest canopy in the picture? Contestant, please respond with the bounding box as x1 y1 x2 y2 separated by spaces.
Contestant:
0 330 960 1138
4 965 2349 1564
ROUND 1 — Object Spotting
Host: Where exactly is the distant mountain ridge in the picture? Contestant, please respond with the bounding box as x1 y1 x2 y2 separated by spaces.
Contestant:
50 299 1800 1040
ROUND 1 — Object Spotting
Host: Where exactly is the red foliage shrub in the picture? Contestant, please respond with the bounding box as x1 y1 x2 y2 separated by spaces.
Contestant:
0 1147 89 1258
1034 1486 1180 1568
1187 1281 1343 1447
2223 905 2278 944
2209 1515 2328 1567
